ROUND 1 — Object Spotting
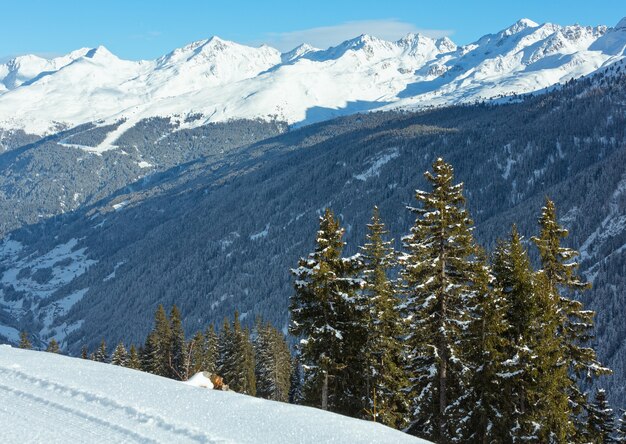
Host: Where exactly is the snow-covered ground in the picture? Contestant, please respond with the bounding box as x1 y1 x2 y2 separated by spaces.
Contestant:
0 346 426 443
0 18 624 140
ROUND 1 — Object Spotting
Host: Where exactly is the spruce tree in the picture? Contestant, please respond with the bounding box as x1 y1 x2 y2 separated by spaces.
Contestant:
141 331 161 374
94 339 108 362
19 331 32 349
587 388 615 443
203 325 218 374
46 338 60 353
237 321 257 396
289 208 363 415
456 254 512 442
493 226 572 442
127 345 142 370
110 342 128 366
169 305 187 380
400 158 480 441
289 356 304 405
218 317 234 383
81 345 88 359
153 304 172 377
531 199 610 419
359 206 408 429
254 320 292 402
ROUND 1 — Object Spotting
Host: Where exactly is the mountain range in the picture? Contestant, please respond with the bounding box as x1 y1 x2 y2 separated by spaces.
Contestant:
0 17 625 141
0 18 625 409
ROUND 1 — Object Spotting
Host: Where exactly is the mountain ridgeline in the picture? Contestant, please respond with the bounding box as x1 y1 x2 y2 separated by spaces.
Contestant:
0 62 625 412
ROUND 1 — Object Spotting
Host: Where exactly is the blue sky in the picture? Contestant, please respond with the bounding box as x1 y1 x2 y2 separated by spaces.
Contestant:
1 0 623 60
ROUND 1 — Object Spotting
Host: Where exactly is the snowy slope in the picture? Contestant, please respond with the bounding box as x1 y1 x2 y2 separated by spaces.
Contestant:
0 345 426 443
0 17 624 141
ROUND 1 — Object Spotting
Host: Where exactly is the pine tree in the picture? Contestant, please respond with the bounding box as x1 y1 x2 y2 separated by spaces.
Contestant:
94 339 108 362
289 356 304 405
127 345 142 370
169 305 187 380
46 338 60 353
218 317 234 382
203 325 219 374
254 320 292 402
587 388 615 443
110 342 128 366
531 199 611 421
359 206 408 429
493 226 572 442
400 158 480 441
141 331 161 374
19 331 32 349
456 255 512 442
153 304 172 377
289 208 363 415
236 319 257 396
81 345 88 359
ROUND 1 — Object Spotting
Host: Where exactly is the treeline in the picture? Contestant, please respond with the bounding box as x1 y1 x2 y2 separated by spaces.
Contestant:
20 306 295 403
289 158 624 443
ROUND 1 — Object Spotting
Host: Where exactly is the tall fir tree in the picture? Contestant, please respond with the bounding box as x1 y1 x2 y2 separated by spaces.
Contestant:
127 345 142 370
532 199 610 425
254 320 292 402
359 206 408 429
587 388 615 443
203 325 219 374
94 339 108 362
141 331 161 374
455 254 512 442
46 338 60 353
111 342 128 366
81 345 88 359
19 331 32 349
217 313 256 395
289 356 304 405
493 226 573 442
218 317 234 381
169 305 187 380
153 304 172 377
289 208 364 415
400 158 480 441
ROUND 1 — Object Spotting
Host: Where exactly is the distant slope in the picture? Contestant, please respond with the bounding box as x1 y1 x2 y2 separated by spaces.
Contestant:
0 345 425 443
0 18 624 136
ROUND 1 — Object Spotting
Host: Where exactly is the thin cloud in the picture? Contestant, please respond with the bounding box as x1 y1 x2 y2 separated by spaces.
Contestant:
256 19 454 51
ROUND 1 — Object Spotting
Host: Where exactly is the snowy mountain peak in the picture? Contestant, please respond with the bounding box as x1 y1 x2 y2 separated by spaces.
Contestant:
281 43 319 63
501 18 540 36
435 36 458 53
616 17 626 30
84 45 117 61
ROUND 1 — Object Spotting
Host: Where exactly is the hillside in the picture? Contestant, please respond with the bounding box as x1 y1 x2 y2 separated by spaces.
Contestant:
0 345 425 443
0 59 625 408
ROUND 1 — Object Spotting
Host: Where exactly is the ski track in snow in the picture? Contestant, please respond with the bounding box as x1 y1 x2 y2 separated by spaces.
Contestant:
0 347 425 443
0 366 221 443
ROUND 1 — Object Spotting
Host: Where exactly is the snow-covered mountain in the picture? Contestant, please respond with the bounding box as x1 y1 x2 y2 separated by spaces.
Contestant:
0 17 624 141
0 345 426 443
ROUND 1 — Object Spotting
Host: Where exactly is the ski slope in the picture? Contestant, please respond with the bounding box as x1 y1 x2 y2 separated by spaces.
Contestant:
0 346 426 443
